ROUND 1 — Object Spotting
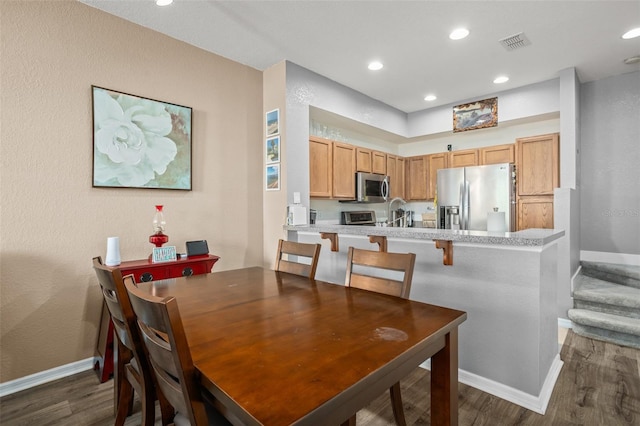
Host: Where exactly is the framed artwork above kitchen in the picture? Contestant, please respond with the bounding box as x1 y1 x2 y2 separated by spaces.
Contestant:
453 97 498 133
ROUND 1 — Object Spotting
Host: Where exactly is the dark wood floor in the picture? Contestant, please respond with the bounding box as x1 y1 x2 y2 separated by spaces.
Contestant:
1 330 638 425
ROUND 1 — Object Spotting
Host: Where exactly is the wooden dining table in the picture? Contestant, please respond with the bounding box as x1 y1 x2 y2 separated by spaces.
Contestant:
137 266 467 425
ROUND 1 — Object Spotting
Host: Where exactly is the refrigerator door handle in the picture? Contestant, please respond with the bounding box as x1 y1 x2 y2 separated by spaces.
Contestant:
462 180 470 230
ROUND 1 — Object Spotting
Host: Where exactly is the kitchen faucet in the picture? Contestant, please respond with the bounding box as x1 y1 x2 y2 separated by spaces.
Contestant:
387 197 407 226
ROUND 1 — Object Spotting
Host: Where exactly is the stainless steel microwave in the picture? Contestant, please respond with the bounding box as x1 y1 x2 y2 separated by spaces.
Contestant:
353 172 390 203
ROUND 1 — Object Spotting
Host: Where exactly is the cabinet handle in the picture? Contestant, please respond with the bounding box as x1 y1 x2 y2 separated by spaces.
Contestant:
182 267 193 277
140 272 153 282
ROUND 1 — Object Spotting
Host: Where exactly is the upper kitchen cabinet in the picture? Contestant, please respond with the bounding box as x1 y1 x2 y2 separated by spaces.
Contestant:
516 133 559 196
427 153 448 200
356 147 387 175
480 144 515 165
406 155 428 200
386 155 405 199
309 136 332 198
449 149 479 168
372 151 387 175
356 147 372 173
332 141 357 199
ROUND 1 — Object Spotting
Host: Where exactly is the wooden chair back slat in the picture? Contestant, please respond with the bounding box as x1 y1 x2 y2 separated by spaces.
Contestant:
275 239 321 280
345 247 416 299
124 275 209 426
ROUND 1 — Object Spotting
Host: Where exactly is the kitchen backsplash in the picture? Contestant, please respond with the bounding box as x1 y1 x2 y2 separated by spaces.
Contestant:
310 199 435 224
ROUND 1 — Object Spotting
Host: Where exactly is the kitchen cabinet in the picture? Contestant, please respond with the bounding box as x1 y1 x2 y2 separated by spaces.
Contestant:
516 133 559 196
332 141 356 199
515 133 559 230
386 154 405 199
481 144 515 165
372 151 386 175
356 147 372 173
427 152 448 200
449 149 479 168
309 136 332 198
406 155 428 200
356 147 386 175
518 197 554 230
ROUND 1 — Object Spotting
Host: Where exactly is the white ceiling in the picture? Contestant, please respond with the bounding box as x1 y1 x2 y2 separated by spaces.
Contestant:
81 0 640 113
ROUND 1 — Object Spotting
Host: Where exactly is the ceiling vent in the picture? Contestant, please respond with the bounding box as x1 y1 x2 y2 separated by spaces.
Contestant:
499 32 531 51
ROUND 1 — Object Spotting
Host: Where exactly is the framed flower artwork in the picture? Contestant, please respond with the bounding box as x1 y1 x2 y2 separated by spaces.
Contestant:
91 86 192 190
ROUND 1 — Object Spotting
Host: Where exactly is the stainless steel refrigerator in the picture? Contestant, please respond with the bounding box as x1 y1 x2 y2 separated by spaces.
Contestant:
436 163 516 231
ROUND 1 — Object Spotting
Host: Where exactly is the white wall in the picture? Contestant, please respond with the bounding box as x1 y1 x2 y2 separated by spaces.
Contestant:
579 71 640 256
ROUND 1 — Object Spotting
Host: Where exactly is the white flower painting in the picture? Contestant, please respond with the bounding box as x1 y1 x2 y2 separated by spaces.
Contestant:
92 86 192 190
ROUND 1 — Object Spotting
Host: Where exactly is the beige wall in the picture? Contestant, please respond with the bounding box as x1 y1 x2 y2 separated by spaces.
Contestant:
262 62 288 268
0 1 263 382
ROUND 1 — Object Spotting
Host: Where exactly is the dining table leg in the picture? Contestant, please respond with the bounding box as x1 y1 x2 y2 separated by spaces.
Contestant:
430 328 459 426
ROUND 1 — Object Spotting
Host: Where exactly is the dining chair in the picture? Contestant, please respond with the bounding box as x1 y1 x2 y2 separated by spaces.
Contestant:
93 256 171 426
343 247 417 426
124 275 232 426
274 239 321 279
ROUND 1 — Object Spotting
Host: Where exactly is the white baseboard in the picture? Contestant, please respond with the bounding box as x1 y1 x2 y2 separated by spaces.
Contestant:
0 357 96 398
558 317 573 329
419 355 564 414
580 251 640 266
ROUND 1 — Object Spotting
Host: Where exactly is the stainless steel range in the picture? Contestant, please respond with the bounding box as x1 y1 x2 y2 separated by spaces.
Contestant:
340 210 376 226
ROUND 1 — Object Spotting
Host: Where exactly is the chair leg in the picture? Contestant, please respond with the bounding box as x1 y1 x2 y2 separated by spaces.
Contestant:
158 387 175 426
140 384 156 426
341 414 356 426
114 338 135 418
389 382 406 426
114 379 134 426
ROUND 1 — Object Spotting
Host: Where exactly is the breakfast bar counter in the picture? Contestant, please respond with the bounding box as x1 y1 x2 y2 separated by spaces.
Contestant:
284 224 565 415
285 224 564 247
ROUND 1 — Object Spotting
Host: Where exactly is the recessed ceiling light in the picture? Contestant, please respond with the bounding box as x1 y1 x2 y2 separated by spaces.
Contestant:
622 27 640 39
424 94 437 101
449 28 469 40
368 61 383 71
156 0 173 6
493 76 509 84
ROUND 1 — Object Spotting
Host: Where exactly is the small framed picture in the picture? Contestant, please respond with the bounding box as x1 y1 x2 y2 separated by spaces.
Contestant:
266 108 279 137
266 164 280 191
266 136 280 164
453 97 498 132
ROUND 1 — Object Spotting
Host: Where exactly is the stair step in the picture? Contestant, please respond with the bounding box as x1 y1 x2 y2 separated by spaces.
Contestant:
581 261 640 289
573 274 640 318
568 309 640 349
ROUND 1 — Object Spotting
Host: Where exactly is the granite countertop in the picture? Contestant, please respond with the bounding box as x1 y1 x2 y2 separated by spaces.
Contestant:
284 224 565 247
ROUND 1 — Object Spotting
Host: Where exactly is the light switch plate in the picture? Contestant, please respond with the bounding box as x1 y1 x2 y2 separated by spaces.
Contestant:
293 192 301 204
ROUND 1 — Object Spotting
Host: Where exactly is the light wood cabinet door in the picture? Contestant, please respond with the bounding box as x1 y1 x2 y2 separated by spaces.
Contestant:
406 155 428 200
518 197 554 230
372 151 386 175
386 155 405 199
356 147 372 173
397 157 405 199
481 144 515 165
449 149 479 168
517 133 559 196
309 137 332 198
333 142 356 199
427 152 448 200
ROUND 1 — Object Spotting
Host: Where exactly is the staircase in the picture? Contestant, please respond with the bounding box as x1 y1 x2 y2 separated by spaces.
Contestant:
568 261 640 349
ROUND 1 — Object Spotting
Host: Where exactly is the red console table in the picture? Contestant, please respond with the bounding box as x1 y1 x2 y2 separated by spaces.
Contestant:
94 254 220 382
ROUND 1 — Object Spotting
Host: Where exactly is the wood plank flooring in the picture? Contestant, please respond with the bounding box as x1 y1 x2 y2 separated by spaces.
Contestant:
1 330 638 425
